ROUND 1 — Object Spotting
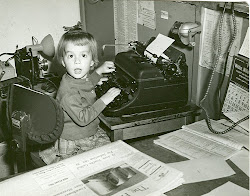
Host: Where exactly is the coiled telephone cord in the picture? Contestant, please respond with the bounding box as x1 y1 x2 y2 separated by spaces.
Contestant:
200 3 249 134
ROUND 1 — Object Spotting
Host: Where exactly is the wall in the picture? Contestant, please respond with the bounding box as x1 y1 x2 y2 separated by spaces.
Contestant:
83 0 115 63
0 0 81 74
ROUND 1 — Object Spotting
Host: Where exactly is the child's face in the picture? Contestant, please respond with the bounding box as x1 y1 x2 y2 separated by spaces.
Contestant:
62 42 94 79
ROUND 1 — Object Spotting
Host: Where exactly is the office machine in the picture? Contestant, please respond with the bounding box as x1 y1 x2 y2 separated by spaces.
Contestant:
95 38 188 117
14 34 55 86
0 60 16 81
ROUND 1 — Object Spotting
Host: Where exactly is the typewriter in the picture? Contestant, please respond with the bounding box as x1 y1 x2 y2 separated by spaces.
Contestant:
95 38 188 117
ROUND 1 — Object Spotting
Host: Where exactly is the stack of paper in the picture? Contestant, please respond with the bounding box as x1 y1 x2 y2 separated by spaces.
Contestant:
0 140 184 196
154 119 248 160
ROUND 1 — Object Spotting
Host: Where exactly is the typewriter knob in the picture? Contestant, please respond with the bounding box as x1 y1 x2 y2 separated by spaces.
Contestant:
167 64 177 75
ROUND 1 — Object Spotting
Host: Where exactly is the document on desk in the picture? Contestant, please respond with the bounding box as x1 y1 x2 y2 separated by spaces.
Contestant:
223 110 249 132
230 149 249 177
202 181 249 196
217 119 249 150
0 141 184 196
167 157 235 184
218 119 249 136
182 119 248 150
154 120 245 160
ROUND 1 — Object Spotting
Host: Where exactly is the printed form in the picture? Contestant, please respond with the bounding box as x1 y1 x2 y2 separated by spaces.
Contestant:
199 7 243 76
114 0 138 54
154 119 247 160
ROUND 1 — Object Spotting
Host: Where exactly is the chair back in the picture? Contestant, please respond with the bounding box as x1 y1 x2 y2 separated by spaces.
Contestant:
8 84 64 146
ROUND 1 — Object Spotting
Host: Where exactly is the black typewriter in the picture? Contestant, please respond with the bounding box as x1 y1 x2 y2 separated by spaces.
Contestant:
95 38 188 117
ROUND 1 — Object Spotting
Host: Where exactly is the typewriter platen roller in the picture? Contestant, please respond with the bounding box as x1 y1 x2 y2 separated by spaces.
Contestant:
96 40 188 117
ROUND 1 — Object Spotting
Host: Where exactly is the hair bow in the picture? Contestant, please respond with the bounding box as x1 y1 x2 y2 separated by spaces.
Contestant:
63 21 83 32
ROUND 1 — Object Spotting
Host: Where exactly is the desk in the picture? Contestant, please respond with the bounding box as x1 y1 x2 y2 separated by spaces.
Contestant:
100 104 201 141
126 135 249 196
0 129 248 195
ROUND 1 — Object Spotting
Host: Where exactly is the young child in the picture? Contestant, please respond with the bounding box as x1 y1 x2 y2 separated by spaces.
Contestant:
39 26 121 165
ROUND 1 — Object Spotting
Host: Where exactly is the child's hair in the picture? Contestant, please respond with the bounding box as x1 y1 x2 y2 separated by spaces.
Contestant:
56 29 98 67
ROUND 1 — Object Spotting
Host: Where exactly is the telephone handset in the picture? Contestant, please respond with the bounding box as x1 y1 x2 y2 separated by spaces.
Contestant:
199 2 249 134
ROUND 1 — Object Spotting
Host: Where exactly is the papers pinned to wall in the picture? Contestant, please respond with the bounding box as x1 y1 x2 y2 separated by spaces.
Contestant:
138 0 156 30
199 8 243 76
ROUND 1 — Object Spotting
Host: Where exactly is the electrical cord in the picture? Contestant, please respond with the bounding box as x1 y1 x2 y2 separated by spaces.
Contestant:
0 53 16 66
200 3 249 134
4 55 15 66
0 53 15 57
217 2 238 96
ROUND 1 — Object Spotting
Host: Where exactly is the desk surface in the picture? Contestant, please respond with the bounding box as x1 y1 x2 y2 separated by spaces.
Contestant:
1 134 248 195
126 134 249 196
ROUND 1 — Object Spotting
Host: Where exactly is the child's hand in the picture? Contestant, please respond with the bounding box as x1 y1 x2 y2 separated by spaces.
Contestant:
100 87 121 105
96 61 115 75
97 77 108 85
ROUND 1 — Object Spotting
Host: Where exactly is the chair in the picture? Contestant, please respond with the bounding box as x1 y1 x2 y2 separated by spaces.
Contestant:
7 83 64 173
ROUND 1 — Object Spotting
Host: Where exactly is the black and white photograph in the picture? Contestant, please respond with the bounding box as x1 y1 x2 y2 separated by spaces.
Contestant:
0 0 248 195
82 163 146 196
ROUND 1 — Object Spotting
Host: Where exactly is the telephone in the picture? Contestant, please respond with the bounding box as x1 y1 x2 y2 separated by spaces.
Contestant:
96 38 188 117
